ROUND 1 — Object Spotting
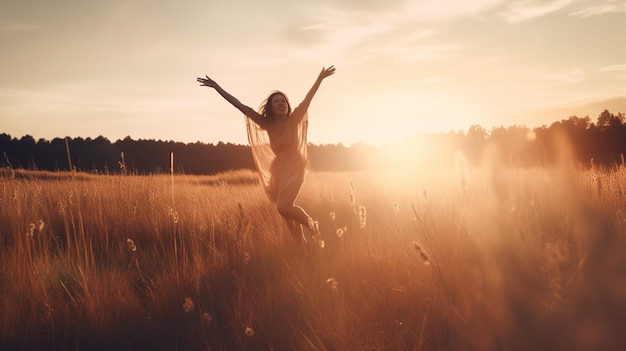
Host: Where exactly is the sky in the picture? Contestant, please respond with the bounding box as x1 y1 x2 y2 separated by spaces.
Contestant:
1 0 626 146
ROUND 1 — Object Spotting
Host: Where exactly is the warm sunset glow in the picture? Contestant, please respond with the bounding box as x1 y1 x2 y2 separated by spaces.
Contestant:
1 1 626 145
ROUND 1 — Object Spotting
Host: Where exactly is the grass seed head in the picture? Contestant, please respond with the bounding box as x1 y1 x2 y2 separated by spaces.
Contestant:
358 206 367 228
311 220 319 232
245 326 254 337
420 251 431 266
412 242 431 265
37 219 45 232
182 297 194 313
411 203 421 222
126 238 137 252
27 223 35 237
336 228 345 237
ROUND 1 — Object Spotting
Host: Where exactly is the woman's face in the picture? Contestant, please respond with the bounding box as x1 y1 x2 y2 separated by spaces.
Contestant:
270 94 289 117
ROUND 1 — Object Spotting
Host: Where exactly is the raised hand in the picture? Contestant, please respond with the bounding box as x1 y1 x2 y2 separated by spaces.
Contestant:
197 75 218 88
319 66 336 80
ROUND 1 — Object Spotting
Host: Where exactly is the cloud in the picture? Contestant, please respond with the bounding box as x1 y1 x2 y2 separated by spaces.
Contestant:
283 8 393 61
499 0 574 23
283 3 472 64
599 63 626 72
569 0 626 17
372 42 464 63
361 28 459 63
0 20 40 32
312 0 507 23
536 67 590 83
532 62 626 85
404 0 507 21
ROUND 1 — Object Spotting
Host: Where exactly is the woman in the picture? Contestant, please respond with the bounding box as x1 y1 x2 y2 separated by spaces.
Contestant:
197 66 335 242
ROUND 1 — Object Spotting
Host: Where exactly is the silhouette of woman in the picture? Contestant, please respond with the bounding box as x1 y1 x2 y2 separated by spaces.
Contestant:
197 66 335 242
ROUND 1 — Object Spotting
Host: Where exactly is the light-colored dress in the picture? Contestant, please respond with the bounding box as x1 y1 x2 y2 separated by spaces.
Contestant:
245 104 309 203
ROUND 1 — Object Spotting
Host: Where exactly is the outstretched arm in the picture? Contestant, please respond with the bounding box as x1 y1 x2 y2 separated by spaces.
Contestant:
300 66 335 110
197 75 264 125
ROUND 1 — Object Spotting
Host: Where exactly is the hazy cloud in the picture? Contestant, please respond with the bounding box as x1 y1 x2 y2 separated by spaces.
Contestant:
599 63 626 72
537 68 590 83
569 0 626 17
364 28 457 63
283 7 393 60
403 0 506 21
283 3 468 65
373 42 463 63
0 20 40 32
499 0 574 23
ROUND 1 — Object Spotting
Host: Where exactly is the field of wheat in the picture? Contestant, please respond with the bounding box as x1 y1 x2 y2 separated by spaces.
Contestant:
1 158 626 350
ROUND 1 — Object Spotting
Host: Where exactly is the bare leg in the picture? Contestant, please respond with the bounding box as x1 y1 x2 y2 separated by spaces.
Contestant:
276 178 313 236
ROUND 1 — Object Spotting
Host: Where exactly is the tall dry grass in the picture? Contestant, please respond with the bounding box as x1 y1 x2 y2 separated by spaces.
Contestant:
1 161 625 350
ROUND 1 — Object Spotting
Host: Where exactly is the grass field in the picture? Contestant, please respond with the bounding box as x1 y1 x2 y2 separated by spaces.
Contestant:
1 160 625 350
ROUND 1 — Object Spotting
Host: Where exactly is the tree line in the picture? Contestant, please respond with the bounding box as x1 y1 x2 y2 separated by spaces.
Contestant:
2 109 625 174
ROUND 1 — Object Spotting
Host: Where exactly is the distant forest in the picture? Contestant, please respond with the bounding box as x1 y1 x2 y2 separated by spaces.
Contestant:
2 109 625 174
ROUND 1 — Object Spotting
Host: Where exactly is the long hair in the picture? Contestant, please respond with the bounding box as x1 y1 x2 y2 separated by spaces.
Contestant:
258 91 291 120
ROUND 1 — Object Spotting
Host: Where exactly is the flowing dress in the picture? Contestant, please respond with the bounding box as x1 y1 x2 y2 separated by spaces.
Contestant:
245 104 309 203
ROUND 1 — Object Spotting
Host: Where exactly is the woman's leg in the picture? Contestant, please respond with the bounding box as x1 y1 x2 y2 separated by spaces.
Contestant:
276 178 313 228
277 177 318 243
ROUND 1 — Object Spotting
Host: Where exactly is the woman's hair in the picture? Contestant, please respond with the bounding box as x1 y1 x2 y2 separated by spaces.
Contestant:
258 91 291 120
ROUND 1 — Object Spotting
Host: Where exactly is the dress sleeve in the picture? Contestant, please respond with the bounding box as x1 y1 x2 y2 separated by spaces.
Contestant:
245 115 274 198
